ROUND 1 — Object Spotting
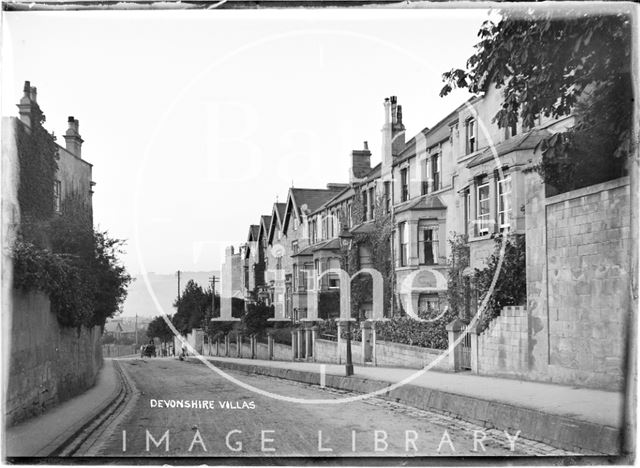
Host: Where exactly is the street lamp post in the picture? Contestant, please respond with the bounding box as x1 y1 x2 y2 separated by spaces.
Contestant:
339 225 354 377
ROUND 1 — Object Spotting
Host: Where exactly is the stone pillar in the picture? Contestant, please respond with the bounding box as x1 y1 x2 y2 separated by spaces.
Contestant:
291 330 298 360
361 320 372 364
224 334 230 357
236 334 242 358
470 324 481 374
297 328 304 360
215 338 220 356
267 333 274 360
250 334 256 359
311 326 318 362
371 323 377 366
337 322 344 364
446 318 465 371
305 327 313 361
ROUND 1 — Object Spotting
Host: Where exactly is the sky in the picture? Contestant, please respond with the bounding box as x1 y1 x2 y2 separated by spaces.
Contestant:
2 8 490 277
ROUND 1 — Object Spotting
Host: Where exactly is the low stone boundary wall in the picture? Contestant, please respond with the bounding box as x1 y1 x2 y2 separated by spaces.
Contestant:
471 306 529 377
102 344 137 358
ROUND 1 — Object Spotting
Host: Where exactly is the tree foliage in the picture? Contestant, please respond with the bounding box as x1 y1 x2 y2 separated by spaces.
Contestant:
172 280 212 335
441 9 632 192
147 315 174 343
474 234 526 331
16 97 59 224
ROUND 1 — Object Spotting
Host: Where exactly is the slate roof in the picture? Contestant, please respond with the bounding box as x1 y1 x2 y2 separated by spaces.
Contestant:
395 195 447 214
291 245 316 257
350 221 376 234
274 203 286 222
467 128 552 169
313 238 342 252
247 225 259 241
291 188 344 215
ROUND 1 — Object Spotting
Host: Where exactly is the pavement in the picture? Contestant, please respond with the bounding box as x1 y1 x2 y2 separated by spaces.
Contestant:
4 358 123 458
198 355 626 455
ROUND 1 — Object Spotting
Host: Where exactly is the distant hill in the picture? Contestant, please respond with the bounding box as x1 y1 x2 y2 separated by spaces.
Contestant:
119 271 219 318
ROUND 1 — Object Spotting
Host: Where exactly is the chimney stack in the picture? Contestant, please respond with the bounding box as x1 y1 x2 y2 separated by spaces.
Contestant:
64 116 84 158
349 141 372 183
17 80 36 128
390 96 406 155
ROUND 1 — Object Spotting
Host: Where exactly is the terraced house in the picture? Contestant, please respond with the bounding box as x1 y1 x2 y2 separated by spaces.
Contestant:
224 84 629 391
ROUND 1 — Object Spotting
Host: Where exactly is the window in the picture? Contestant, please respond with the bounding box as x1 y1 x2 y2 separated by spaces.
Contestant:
466 118 476 154
359 245 373 268
399 222 408 266
431 154 440 191
292 264 298 292
384 182 391 213
476 176 490 236
498 175 512 232
400 168 409 202
464 189 471 236
303 263 313 291
362 190 368 221
368 187 375 220
53 180 61 213
276 256 282 270
328 258 340 289
418 294 441 320
421 159 429 195
291 240 299 255
418 222 439 265
347 204 352 227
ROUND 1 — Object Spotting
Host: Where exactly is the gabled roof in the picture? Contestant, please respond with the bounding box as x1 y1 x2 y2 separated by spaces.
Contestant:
395 195 447 214
284 186 347 228
467 128 551 169
267 203 287 244
247 225 259 242
258 215 271 242
245 224 260 259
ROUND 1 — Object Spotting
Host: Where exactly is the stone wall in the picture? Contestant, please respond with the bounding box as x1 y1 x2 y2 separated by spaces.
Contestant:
374 340 448 370
472 306 528 377
102 344 137 358
6 291 103 427
525 175 630 390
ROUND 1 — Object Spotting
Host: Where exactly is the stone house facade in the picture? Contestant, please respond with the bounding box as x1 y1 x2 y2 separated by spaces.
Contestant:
222 86 631 390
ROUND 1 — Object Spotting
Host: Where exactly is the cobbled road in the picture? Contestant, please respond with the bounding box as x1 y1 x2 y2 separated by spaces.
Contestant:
93 357 572 458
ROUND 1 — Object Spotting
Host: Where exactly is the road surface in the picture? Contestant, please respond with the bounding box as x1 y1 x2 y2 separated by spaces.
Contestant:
90 357 570 457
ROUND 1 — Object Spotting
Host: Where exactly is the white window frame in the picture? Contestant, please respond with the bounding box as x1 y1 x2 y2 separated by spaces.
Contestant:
467 118 477 154
497 175 512 232
418 221 439 265
399 222 408 266
476 179 490 236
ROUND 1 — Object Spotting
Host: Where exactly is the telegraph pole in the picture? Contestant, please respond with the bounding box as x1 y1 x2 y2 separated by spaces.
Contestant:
209 275 219 315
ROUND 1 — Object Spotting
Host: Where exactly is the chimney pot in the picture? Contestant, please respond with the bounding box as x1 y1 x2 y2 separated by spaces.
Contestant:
363 141 369 150
29 86 37 103
68 116 75 122
23 81 31 94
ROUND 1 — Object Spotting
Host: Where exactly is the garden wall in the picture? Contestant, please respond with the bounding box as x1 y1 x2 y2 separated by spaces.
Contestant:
6 291 103 427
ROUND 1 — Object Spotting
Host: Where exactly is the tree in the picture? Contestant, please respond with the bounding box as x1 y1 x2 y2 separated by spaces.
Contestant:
172 280 210 335
147 315 174 344
441 9 632 193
